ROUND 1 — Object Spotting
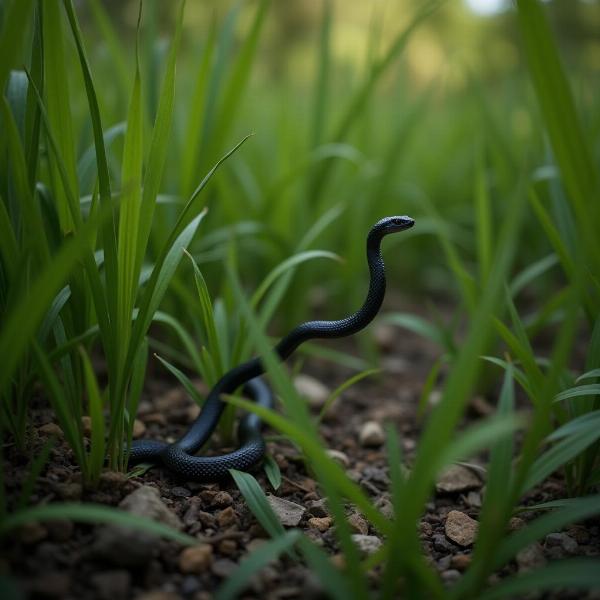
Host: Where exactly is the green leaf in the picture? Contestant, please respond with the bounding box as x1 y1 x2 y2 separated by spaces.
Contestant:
0 211 105 395
317 368 380 423
577 368 600 383
80 347 105 483
554 384 600 403
382 313 447 349
489 496 600 577
0 0 35 93
478 560 600 600
155 354 204 406
0 503 197 546
215 530 301 600
229 469 286 539
263 454 281 491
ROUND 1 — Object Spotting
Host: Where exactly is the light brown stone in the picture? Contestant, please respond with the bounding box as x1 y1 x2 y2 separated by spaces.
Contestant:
444 510 478 547
179 544 213 574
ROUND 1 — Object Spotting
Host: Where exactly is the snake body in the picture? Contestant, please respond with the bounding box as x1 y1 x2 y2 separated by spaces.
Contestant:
129 216 414 480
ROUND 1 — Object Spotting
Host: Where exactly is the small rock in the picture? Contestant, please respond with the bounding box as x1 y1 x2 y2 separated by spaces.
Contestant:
99 471 128 488
119 486 182 529
351 534 382 556
171 486 191 499
451 554 471 571
381 356 409 375
217 506 237 528
91 570 131 600
330 554 345 569
436 465 482 494
445 510 478 547
437 555 452 570
307 498 329 518
546 532 578 554
433 533 453 552
326 449 350 468
20 521 48 545
54 482 83 500
218 539 237 556
374 324 396 352
516 542 546 572
212 558 237 578
441 569 461 584
38 423 63 437
132 419 146 439
359 421 385 448
509 517 525 531
420 522 433 538
180 576 200 596
294 374 330 409
347 513 369 535
465 491 482 508
179 544 213 574
267 495 305 527
308 517 332 532
375 496 394 520
568 525 590 545
81 415 93 436
93 486 182 567
212 491 233 507
428 389 443 407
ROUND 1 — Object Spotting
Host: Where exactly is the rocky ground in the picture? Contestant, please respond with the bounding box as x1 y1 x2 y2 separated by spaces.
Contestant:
2 320 599 599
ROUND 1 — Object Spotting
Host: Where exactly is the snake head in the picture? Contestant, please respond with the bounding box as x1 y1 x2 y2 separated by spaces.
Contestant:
375 215 415 235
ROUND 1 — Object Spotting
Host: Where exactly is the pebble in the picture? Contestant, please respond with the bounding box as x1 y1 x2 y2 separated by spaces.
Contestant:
509 517 525 531
465 491 482 508
516 542 546 572
92 486 182 567
81 416 93 436
436 465 482 494
217 506 237 527
441 569 461 584
307 498 329 518
91 570 131 600
326 449 350 468
451 554 471 571
375 496 394 520
294 374 330 409
351 534 382 556
359 421 385 448
218 539 237 556
374 323 396 352
267 495 305 527
308 517 332 532
347 513 369 535
132 419 146 438
38 422 63 437
546 532 578 554
99 471 128 488
433 533 453 552
212 491 234 507
54 482 83 500
445 511 478 547
179 544 213 574
171 486 192 499
211 558 237 578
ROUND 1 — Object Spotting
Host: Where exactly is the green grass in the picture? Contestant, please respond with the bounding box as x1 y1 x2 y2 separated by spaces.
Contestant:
1 0 599 597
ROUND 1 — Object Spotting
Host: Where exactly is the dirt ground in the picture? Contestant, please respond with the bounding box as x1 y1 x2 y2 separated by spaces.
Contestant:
2 309 599 600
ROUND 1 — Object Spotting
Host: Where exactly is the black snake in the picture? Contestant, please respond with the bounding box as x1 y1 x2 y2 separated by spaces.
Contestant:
128 216 414 480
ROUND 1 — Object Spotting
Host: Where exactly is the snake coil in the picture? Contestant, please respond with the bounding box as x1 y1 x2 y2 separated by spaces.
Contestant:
129 216 414 480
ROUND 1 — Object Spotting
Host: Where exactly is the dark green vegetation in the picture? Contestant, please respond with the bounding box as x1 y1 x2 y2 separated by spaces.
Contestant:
1 0 599 598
